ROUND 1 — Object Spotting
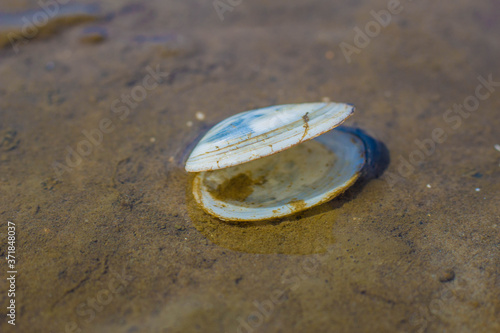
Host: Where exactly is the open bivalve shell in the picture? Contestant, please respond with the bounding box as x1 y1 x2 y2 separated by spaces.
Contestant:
185 102 366 221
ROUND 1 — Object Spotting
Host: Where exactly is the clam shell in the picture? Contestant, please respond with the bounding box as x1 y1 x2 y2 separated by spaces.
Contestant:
185 102 354 172
191 129 365 221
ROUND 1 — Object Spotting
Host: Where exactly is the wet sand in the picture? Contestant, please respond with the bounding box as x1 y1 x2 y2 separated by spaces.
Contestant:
0 0 499 332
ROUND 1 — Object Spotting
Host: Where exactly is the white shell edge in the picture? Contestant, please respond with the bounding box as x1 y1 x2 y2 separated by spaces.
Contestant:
185 102 354 172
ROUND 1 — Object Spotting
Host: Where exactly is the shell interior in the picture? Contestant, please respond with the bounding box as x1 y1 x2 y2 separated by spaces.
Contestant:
185 102 354 172
192 129 365 221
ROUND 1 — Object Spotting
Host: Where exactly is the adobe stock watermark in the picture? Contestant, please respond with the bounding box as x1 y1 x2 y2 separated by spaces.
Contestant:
52 65 169 179
235 246 337 333
8 0 73 53
383 74 500 186
339 0 406 64
213 0 243 21
64 266 135 333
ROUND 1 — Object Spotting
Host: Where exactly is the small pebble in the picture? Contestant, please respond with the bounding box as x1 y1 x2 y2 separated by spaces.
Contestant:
475 188 481 192
438 269 455 283
195 112 205 121
426 184 431 188
321 97 331 103
324 51 335 60
186 121 193 127
494 144 500 152
45 61 55 71
150 137 156 143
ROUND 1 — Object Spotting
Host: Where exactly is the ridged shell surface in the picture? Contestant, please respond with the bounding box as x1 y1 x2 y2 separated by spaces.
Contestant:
191 129 365 221
185 102 354 172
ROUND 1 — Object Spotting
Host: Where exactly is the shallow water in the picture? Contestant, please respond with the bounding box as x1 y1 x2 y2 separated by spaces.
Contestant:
0 0 499 332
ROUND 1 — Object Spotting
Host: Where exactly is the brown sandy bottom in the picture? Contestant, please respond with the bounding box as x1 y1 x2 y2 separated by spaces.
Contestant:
0 0 499 332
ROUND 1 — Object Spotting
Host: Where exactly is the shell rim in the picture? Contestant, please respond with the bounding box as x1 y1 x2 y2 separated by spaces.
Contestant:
185 103 355 172
192 168 363 222
190 129 366 222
